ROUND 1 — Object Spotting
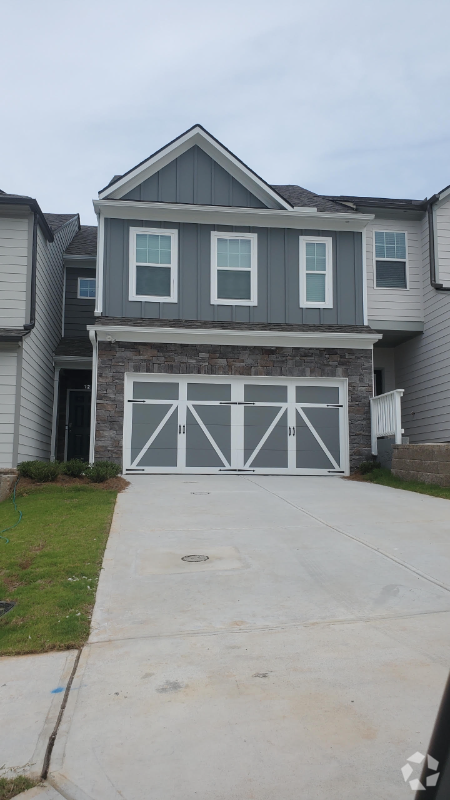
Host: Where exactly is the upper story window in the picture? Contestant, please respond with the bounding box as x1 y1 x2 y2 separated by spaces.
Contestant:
129 227 178 303
210 232 257 306
299 236 333 308
374 231 407 289
77 278 96 299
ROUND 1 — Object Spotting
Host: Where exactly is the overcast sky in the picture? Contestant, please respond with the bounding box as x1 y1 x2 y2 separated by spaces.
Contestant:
2 0 450 224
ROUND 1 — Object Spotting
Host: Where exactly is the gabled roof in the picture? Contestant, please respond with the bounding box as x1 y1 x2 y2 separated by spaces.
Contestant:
44 213 79 234
273 186 355 213
98 124 293 210
65 225 97 256
0 191 55 241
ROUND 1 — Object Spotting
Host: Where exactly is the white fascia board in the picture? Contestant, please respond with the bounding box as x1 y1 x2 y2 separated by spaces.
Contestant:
93 199 374 233
64 255 96 263
88 325 382 350
98 126 291 210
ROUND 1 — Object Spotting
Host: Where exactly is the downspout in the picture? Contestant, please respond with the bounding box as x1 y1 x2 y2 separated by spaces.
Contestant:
89 329 98 463
23 211 39 330
428 197 450 291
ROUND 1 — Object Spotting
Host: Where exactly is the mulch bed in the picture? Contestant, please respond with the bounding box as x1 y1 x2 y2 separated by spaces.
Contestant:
15 475 130 494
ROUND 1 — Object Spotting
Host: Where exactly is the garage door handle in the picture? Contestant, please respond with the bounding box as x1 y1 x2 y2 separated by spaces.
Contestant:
288 427 296 436
179 425 185 434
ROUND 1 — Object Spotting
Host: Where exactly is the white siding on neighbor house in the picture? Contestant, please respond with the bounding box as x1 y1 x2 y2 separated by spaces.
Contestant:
0 348 18 467
395 213 450 442
17 218 79 463
435 193 450 286
366 217 424 322
0 215 30 328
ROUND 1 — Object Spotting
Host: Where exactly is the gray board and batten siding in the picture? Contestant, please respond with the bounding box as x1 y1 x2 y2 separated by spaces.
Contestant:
122 146 267 208
103 218 364 326
64 265 96 337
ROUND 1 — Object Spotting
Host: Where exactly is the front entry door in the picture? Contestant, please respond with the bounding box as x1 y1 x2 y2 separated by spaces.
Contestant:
125 375 348 475
67 389 91 462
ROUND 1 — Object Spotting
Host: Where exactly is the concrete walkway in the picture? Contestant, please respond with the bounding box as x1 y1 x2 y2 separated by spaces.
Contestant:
47 476 450 799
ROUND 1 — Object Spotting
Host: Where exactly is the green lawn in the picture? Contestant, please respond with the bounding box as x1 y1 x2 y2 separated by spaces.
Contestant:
360 467 450 500
0 483 117 656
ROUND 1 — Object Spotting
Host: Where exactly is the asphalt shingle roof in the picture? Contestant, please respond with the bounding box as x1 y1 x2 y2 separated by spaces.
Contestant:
55 337 93 357
271 185 355 213
65 225 98 256
44 213 79 233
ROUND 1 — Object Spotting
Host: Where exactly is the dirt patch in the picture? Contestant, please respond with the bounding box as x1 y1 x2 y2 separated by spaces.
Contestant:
343 474 367 482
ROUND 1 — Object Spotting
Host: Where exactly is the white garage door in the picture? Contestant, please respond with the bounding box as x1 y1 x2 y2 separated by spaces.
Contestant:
123 375 349 475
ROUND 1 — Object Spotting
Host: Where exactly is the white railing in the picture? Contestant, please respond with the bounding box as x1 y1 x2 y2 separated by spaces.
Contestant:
370 389 404 455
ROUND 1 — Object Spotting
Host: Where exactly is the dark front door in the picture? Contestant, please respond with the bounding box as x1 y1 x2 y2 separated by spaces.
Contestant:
67 390 91 461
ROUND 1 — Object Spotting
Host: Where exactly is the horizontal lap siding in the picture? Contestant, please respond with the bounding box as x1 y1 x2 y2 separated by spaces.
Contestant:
18 219 79 462
104 219 364 326
64 265 96 337
0 216 30 327
395 215 450 442
0 349 17 467
436 195 450 285
366 217 423 322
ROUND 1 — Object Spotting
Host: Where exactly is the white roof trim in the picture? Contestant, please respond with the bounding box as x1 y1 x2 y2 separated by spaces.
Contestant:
98 126 292 210
93 199 374 232
89 325 381 350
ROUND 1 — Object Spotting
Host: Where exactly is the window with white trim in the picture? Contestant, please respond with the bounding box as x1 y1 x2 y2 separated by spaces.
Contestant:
374 231 407 288
129 227 178 302
210 232 257 305
299 236 333 308
77 277 96 299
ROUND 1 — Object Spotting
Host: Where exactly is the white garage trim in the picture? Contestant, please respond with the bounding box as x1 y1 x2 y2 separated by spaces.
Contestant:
123 374 349 476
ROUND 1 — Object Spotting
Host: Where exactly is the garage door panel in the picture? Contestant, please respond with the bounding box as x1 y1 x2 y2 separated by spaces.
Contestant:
244 406 283 463
132 404 178 467
244 384 287 402
296 386 339 404
131 404 175 462
187 383 231 401
186 408 229 468
296 412 336 469
190 405 231 463
301 407 340 464
133 382 179 400
248 409 288 469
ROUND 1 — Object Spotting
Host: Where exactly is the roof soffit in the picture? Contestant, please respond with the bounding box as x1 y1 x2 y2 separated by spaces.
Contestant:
98 126 292 210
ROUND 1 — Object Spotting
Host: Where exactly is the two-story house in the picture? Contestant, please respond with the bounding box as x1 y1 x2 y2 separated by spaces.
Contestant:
0 190 79 469
61 124 380 477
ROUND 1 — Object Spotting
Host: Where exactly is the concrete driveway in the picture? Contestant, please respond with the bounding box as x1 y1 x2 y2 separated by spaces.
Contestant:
49 476 450 799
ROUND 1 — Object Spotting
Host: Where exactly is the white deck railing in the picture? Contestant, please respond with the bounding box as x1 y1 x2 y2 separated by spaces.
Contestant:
370 389 404 455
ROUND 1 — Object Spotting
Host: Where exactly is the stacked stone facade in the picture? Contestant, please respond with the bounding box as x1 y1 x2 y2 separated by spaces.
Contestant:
95 339 373 471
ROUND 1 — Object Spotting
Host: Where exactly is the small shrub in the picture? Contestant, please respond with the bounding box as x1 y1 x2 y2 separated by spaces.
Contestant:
17 460 60 482
359 460 382 475
62 459 86 478
17 461 36 478
85 460 121 483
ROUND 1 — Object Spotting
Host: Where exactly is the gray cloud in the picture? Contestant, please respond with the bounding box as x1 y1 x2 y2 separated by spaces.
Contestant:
1 0 449 223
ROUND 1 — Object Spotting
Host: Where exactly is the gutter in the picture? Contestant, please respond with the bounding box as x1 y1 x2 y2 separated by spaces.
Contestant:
24 212 38 330
427 196 450 291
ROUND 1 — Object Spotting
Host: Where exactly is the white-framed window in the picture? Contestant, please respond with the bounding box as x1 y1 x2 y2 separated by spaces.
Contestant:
210 232 258 306
299 236 333 308
374 231 408 289
77 277 96 299
129 227 178 303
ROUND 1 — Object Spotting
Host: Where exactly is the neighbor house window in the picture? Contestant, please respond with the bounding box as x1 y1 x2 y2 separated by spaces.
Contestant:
374 231 407 288
129 227 178 303
299 236 333 308
210 232 257 305
77 278 96 299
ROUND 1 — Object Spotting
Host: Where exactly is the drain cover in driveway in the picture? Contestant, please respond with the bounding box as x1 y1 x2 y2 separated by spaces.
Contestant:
182 555 209 562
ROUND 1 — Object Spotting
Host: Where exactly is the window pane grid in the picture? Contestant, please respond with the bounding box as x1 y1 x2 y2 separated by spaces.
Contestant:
213 236 255 303
374 231 406 260
78 278 96 298
136 233 172 265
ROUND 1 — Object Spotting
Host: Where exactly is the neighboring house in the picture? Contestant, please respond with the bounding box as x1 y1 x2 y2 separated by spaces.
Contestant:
328 190 450 444
0 190 79 468
81 124 382 476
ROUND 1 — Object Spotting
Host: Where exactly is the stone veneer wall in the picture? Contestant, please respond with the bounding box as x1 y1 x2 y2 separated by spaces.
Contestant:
95 341 373 471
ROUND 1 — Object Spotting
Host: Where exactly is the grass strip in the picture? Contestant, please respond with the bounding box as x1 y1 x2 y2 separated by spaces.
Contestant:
0 776 39 800
359 467 450 500
0 484 117 656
